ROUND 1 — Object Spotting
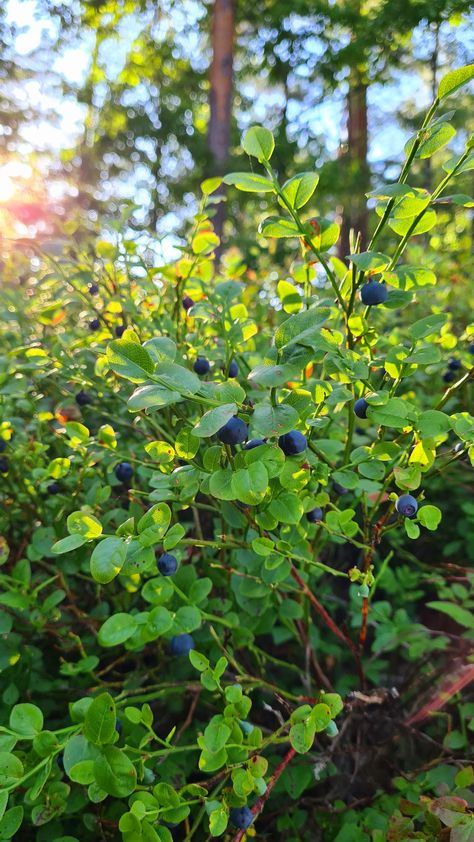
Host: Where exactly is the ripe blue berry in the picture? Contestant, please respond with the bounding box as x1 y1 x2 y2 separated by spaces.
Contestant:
0 440 5 453
182 296 194 311
47 482 61 495
443 370 455 383
89 318 100 331
89 284 99 295
228 360 239 378
354 398 369 419
115 718 122 733
278 430 307 456
217 417 248 445
229 807 253 830
169 634 194 656
448 358 461 371
193 357 210 376
469 343 474 354
244 439 266 450
75 390 92 406
115 324 126 338
333 482 348 496
396 494 418 518
360 281 388 306
307 507 323 523
157 553 178 576
56 752 65 771
0 457 8 473
115 462 134 483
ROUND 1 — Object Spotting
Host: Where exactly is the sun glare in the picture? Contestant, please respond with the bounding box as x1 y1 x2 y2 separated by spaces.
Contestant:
0 169 17 202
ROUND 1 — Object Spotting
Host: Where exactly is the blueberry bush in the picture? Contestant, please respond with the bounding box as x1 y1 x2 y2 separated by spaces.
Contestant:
0 66 473 841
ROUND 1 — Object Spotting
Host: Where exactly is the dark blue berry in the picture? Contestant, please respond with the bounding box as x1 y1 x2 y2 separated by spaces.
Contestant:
360 281 388 306
89 284 99 295
0 457 8 474
0 440 5 453
75 390 92 407
307 507 323 523
333 482 348 496
217 417 248 445
115 718 122 733
354 398 368 419
56 752 65 771
47 482 61 495
89 319 100 331
278 430 307 456
169 634 194 656
443 370 456 383
244 439 266 450
228 361 239 378
193 357 210 376
115 462 134 483
396 494 418 518
229 806 253 830
182 296 194 311
448 358 462 371
469 343 474 354
157 553 178 576
115 324 126 338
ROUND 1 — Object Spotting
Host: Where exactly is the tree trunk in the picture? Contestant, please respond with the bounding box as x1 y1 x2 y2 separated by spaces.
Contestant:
338 70 369 260
207 0 235 252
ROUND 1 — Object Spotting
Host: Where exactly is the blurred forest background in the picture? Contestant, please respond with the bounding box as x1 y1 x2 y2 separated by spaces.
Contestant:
0 0 473 262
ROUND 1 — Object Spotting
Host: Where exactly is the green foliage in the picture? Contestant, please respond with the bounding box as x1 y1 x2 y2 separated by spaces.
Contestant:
0 69 472 841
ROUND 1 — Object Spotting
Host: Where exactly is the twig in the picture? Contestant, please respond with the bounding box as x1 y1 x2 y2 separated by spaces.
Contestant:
231 747 297 842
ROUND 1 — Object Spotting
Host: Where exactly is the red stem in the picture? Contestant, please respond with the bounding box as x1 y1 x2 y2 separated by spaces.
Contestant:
231 747 297 842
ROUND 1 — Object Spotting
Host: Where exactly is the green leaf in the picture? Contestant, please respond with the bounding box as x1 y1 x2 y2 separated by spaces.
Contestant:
147 606 173 637
0 806 24 840
223 172 275 192
192 230 220 255
155 362 201 395
248 363 299 387
250 404 299 437
281 173 319 209
98 613 138 647
163 523 185 550
9 703 43 737
289 721 315 754
349 252 390 272
94 746 137 797
389 210 437 237
209 806 228 836
438 64 474 100
269 492 304 524
84 693 116 745
412 122 456 159
193 404 237 438
426 602 474 629
0 753 24 787
128 384 182 411
68 760 96 785
107 339 155 383
174 605 201 633
409 313 448 340
277 280 302 314
175 428 200 459
231 463 268 504
51 534 86 555
90 537 127 585
209 469 236 501
259 216 300 238
417 505 442 531
137 503 171 547
242 126 275 161
417 411 451 438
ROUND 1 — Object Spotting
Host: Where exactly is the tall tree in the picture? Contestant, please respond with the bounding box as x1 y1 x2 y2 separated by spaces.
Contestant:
207 0 236 247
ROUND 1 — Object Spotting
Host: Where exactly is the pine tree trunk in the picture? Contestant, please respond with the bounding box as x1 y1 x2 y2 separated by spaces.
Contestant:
339 70 369 260
207 0 235 253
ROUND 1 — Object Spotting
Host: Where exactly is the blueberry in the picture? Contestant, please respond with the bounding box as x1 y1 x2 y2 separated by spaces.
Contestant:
229 806 253 830
443 370 456 383
396 494 418 518
278 430 307 456
333 482 348 496
448 358 462 371
75 390 92 406
89 318 100 331
360 281 388 306
193 357 210 376
157 552 178 576
244 439 266 450
0 457 8 474
115 324 126 338
307 507 323 523
228 360 239 378
182 296 194 311
169 634 194 656
89 283 99 295
115 718 122 733
354 398 368 419
115 462 134 483
47 482 61 495
56 752 65 771
217 417 248 445
0 440 5 453
469 343 474 354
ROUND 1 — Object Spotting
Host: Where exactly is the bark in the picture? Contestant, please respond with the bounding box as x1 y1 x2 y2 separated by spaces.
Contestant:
339 69 369 260
207 0 235 252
